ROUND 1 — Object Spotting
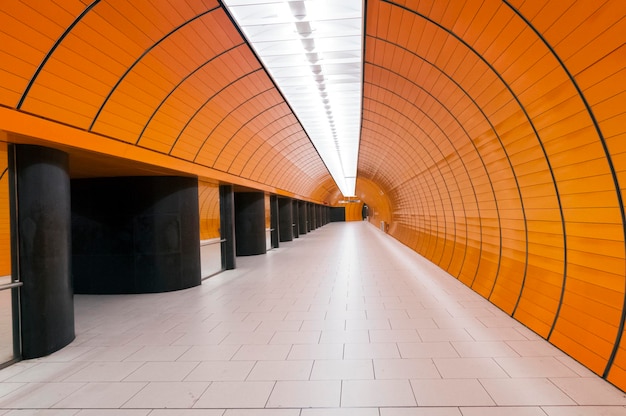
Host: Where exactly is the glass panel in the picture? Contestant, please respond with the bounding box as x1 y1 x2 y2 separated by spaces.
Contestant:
0 141 15 364
199 181 222 278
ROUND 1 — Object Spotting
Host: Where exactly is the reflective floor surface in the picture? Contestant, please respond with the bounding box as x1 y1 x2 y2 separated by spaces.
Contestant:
0 222 625 415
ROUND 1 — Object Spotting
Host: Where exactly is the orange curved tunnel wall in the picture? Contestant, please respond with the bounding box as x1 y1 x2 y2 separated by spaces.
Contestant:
0 0 625 392
358 0 626 388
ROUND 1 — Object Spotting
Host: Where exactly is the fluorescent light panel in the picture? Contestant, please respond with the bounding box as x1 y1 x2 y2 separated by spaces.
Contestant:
223 0 363 197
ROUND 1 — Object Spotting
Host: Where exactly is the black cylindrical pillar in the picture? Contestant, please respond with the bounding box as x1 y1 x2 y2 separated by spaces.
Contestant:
278 197 293 242
270 194 279 249
309 203 316 230
9 144 74 359
292 200 299 239
234 192 266 256
298 201 307 235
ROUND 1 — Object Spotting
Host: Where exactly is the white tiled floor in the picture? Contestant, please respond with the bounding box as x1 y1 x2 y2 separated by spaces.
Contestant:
1 221 626 415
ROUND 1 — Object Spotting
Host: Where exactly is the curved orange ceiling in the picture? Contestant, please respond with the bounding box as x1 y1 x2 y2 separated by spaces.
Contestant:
1 0 626 391
0 0 335 200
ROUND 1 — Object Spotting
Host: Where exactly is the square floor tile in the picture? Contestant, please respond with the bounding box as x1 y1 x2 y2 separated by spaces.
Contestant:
193 381 275 408
341 379 416 407
122 381 209 408
410 379 495 406
266 380 341 408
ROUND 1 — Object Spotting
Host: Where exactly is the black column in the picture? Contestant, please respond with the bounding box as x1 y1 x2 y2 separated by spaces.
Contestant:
298 201 307 235
234 192 266 256
309 203 316 230
278 197 293 242
9 144 74 359
270 194 279 249
292 200 300 239
220 185 236 270
72 176 201 294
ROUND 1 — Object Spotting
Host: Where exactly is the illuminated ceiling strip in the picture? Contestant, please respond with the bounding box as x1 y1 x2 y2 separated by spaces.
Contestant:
223 0 363 197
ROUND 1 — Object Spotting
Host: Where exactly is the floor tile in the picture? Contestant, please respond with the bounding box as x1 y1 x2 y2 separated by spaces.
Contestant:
64 362 144 382
287 344 344 360
380 408 462 416
495 357 579 378
193 381 274 408
6 362 89 382
410 379 495 406
319 330 369 344
302 408 379 416
397 342 459 358
231 345 291 361
341 379 416 407
373 358 439 379
185 361 255 381
124 361 199 382
0 383 85 409
459 408 547 416
310 359 373 380
266 380 341 408
123 346 190 362
176 345 241 361
269 331 321 344
344 343 400 359
77 411 150 415
541 406 626 416
451 341 519 358
53 382 147 408
433 357 508 378
122 381 209 408
148 411 224 416
548 377 626 405
479 378 577 405
369 329 421 343
246 360 313 381
223 410 299 416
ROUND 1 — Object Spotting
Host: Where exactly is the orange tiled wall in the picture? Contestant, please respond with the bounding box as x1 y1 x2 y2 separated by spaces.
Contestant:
359 0 626 390
198 181 220 240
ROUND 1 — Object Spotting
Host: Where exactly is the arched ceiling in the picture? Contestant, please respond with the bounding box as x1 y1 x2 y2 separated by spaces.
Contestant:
0 0 336 201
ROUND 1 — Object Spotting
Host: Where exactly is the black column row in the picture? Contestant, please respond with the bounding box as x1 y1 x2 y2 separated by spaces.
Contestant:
231 192 330 255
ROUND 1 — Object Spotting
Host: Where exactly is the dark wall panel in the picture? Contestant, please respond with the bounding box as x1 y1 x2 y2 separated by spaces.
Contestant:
71 176 200 294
